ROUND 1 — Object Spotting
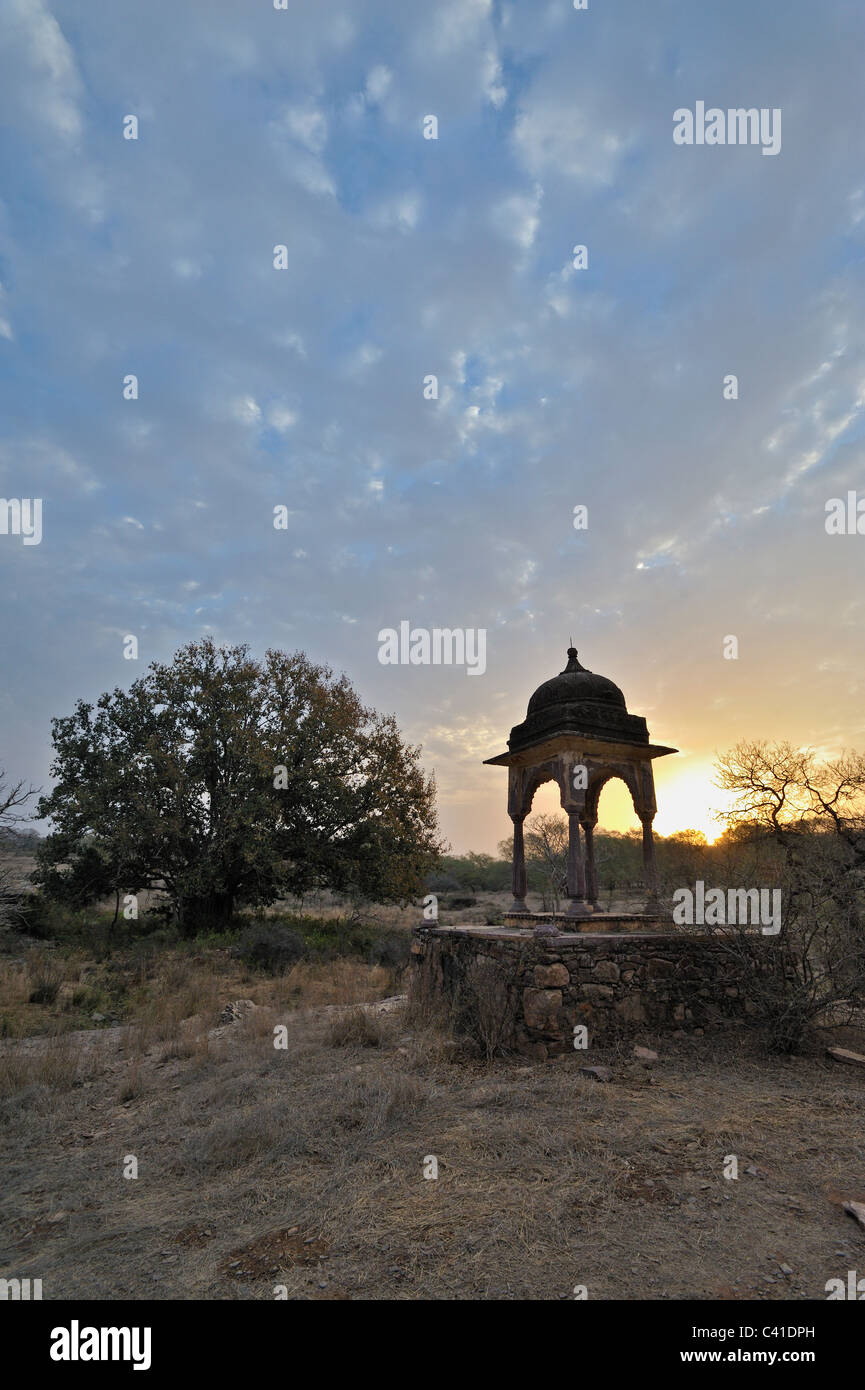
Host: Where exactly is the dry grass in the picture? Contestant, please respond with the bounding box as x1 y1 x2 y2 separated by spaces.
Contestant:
0 940 401 1043
280 958 400 1008
0 1029 100 1094
116 1059 143 1104
2 941 865 1301
327 1007 392 1049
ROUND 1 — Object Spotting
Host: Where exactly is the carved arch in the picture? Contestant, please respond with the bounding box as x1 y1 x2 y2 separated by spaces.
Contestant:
585 765 639 822
507 760 561 819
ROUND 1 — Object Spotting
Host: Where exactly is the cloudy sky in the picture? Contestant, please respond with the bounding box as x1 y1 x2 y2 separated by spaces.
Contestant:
2 0 864 852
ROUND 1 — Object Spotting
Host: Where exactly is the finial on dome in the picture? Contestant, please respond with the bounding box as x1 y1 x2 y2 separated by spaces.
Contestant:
563 645 584 674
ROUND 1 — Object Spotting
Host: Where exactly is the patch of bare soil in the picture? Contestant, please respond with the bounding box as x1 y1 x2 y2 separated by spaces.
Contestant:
220 1229 330 1280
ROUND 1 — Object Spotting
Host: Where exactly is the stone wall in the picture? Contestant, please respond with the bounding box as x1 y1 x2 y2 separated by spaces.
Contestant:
410 924 760 1059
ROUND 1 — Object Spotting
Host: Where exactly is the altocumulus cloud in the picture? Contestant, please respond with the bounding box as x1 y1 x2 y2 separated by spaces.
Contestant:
1 0 864 851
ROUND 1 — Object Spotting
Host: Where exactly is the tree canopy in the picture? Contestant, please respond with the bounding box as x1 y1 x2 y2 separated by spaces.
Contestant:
35 638 443 932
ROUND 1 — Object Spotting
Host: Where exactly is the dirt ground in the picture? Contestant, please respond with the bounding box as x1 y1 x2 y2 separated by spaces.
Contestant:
2 943 864 1301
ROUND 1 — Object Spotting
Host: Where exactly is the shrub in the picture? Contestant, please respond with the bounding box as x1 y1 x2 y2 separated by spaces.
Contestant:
367 933 410 970
26 951 62 1005
28 978 59 1005
427 872 463 894
453 959 520 1061
327 1006 387 1048
9 893 64 940
231 924 307 974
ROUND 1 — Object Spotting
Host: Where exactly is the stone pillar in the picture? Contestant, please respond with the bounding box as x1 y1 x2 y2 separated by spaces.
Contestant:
564 810 591 918
640 811 659 911
581 819 598 905
510 815 528 911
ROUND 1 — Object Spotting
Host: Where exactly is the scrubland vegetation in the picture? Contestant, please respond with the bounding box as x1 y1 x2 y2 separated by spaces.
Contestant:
3 645 865 1299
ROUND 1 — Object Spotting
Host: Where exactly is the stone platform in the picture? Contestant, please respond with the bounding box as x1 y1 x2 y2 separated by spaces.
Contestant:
410 922 760 1057
501 910 665 933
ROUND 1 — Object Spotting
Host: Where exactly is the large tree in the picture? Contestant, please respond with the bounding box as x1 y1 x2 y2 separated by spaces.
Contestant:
36 639 442 933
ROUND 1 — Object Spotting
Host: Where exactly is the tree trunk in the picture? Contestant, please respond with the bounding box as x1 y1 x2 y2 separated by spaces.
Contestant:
177 890 235 936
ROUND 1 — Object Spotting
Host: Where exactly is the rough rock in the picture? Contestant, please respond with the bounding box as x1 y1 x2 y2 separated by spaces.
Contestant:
534 963 569 988
579 1065 612 1083
827 1046 865 1068
593 960 620 983
218 999 257 1025
616 996 647 1024
411 925 767 1046
522 988 563 1032
843 1201 865 1231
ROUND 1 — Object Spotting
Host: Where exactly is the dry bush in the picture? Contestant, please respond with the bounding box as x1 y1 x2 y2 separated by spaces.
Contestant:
159 1032 198 1062
238 1003 279 1042
0 957 33 1027
452 959 520 1061
280 959 392 1008
25 950 64 1005
0 1032 95 1097
130 960 223 1050
174 1104 288 1175
404 949 468 1065
405 948 448 1025
327 1070 429 1135
327 1006 390 1049
698 884 865 1054
407 948 521 1061
117 1059 143 1103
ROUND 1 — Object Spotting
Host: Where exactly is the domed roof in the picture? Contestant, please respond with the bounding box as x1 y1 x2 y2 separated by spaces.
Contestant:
504 644 650 754
484 642 678 768
527 648 627 716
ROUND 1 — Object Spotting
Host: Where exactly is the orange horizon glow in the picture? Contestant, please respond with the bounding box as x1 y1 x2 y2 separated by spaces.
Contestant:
524 763 729 844
440 755 736 855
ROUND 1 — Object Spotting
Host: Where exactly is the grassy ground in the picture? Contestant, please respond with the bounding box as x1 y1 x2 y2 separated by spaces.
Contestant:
0 880 649 1042
0 852 651 928
1 936 864 1301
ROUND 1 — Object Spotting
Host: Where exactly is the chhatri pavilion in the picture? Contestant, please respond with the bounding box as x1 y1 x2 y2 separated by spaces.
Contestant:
413 645 756 1048
484 645 677 922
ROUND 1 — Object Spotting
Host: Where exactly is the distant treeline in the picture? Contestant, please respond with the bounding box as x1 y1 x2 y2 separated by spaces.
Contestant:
0 827 42 853
428 826 783 896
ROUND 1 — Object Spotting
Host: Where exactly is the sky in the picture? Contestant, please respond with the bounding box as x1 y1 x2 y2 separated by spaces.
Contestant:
1 0 865 854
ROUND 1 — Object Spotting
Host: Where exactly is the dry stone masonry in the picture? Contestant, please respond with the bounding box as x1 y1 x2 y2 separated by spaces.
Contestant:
411 925 758 1059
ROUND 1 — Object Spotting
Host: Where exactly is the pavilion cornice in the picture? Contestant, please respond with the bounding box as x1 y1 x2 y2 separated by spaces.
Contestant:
483 734 678 768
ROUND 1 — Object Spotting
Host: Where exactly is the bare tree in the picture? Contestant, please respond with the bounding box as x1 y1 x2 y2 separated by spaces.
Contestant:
0 770 38 827
0 768 39 929
712 741 865 1051
524 813 568 912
